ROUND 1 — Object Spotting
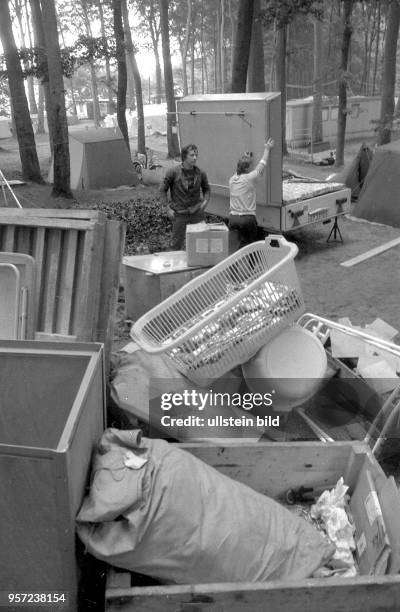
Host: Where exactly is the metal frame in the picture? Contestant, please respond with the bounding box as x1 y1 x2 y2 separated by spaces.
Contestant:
297 313 400 457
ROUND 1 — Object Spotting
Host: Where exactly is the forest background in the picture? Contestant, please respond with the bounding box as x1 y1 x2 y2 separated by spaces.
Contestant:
1 0 400 199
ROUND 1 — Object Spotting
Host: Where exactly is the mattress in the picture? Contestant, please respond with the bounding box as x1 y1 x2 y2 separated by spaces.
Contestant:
282 180 345 205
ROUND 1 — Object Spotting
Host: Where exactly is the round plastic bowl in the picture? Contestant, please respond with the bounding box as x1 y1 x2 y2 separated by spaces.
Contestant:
242 325 328 412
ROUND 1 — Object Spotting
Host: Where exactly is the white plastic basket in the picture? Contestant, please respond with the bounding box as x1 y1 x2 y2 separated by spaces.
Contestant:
131 235 305 383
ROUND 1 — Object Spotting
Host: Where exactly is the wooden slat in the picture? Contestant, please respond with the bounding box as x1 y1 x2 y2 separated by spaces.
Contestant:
41 229 62 333
34 332 77 342
55 229 78 335
0 208 106 221
3 225 16 251
16 226 32 255
32 227 46 332
341 237 400 267
96 220 126 374
105 576 400 612
0 215 97 230
73 221 105 341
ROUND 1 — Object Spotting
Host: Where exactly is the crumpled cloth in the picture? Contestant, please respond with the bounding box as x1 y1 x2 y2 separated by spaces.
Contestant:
311 477 357 577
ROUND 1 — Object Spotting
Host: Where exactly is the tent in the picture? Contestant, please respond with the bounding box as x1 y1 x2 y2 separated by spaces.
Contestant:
48 127 139 189
352 139 400 227
328 142 373 200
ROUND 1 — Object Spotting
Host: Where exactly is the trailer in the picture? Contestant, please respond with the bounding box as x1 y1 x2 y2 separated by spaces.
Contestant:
176 93 351 234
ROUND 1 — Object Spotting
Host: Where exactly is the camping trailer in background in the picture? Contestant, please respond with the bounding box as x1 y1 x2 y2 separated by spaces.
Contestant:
286 95 381 147
177 93 351 232
48 127 139 190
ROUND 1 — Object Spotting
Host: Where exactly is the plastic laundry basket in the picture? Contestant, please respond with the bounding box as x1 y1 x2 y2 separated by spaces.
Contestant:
131 235 305 383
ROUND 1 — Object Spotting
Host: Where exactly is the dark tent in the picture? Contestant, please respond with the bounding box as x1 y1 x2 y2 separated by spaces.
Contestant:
329 142 373 200
352 139 400 227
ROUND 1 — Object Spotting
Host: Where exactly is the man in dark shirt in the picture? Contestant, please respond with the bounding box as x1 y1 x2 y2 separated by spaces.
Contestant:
160 143 211 250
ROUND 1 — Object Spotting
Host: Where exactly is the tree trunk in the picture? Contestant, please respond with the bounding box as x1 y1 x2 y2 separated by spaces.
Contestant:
335 0 354 168
159 0 180 158
377 0 400 146
247 0 265 92
126 56 136 111
14 0 38 114
148 0 162 103
80 0 101 126
122 0 145 154
181 0 192 96
98 0 115 112
0 1 43 183
312 18 323 144
372 1 381 95
220 0 225 92
201 5 206 93
30 0 55 154
228 0 237 83
37 83 45 134
231 0 255 92
276 23 287 155
191 24 195 94
39 0 72 196
23 0 39 114
113 0 130 150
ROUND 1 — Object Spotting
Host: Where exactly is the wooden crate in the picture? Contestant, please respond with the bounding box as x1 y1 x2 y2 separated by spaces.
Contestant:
0 340 106 612
0 209 125 365
105 441 400 612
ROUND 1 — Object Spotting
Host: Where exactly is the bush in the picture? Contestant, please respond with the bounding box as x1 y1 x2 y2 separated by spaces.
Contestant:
90 193 227 255
91 195 172 254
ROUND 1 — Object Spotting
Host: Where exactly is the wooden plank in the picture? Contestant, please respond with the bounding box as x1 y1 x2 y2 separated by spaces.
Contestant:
105 576 400 612
41 229 62 333
34 332 77 342
16 226 32 255
55 229 78 335
96 219 126 374
341 237 400 267
32 227 46 332
178 441 358 497
0 215 97 230
73 220 105 341
2 225 16 251
0 208 106 221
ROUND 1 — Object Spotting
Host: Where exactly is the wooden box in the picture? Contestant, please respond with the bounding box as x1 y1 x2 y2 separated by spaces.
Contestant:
123 251 207 320
0 209 125 372
105 441 400 612
0 340 106 611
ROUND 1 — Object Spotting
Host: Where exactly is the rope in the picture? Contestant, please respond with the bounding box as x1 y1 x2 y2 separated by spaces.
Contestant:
0 170 23 208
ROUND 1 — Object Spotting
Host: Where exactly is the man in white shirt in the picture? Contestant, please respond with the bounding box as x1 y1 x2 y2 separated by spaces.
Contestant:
228 138 274 249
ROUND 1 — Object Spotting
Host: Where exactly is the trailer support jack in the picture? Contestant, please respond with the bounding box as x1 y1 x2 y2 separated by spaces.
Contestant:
325 216 343 243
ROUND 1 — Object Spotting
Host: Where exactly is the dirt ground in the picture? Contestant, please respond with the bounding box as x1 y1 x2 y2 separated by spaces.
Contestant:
1 130 400 346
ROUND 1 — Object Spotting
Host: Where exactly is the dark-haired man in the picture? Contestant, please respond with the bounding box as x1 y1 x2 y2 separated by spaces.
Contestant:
160 144 211 250
228 138 274 249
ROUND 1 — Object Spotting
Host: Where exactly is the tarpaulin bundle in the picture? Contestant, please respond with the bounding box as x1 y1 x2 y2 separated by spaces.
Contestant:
77 429 334 584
